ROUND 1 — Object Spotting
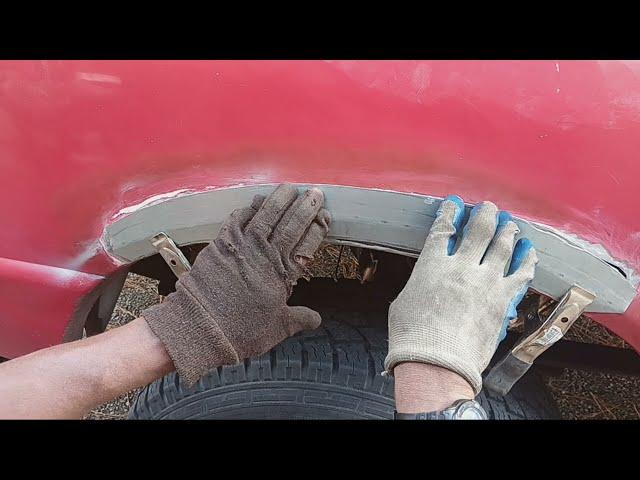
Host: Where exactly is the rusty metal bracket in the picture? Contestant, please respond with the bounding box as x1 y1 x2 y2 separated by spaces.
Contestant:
359 250 379 284
484 285 596 396
150 232 191 279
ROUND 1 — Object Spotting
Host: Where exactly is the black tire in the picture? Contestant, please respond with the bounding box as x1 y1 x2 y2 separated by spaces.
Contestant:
129 317 559 419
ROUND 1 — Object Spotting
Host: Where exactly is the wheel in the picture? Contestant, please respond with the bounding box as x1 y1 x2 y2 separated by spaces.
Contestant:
129 313 560 419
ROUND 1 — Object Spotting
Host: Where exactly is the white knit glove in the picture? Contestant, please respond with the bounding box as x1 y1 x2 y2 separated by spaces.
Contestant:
384 196 538 394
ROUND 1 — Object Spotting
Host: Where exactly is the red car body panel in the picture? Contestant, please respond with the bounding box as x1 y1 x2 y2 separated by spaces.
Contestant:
0 257 103 358
1 60 640 358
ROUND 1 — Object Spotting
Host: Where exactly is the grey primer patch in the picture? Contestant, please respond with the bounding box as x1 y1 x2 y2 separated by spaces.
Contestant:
104 184 637 314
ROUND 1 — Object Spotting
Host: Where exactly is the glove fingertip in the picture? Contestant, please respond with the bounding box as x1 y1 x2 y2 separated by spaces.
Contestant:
319 208 332 229
444 194 464 205
498 210 513 226
289 306 322 331
430 195 465 256
251 194 267 211
508 238 536 276
442 195 465 226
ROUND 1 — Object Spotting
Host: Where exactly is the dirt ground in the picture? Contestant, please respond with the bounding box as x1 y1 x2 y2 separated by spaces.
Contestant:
86 246 640 420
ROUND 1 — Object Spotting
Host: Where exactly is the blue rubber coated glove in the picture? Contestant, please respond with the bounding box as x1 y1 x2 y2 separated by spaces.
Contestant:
385 195 538 394
435 196 535 342
496 211 535 342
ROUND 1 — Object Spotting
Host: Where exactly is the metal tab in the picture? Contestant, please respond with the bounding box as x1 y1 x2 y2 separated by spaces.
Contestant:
150 232 192 279
484 285 595 396
511 285 596 364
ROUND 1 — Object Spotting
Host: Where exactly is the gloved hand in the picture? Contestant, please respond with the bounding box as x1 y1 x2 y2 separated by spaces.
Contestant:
143 184 331 386
384 195 538 394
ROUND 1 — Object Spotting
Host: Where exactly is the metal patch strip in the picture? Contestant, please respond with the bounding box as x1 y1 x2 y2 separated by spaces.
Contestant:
104 184 637 314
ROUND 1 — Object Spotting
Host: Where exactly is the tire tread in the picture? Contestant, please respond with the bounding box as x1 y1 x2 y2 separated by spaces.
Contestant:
130 319 558 420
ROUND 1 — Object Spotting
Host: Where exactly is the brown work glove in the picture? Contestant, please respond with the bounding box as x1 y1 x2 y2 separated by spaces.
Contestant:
143 184 331 386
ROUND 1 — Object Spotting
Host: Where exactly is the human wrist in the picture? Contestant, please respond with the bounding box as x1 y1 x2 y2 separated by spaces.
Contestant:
143 288 240 386
394 362 475 413
99 318 175 397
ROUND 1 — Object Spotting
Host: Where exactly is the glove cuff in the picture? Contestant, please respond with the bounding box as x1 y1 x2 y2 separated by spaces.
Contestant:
143 287 240 387
384 350 483 395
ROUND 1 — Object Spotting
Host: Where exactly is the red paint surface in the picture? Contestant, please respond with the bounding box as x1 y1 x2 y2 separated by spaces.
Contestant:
1 60 640 357
0 257 103 358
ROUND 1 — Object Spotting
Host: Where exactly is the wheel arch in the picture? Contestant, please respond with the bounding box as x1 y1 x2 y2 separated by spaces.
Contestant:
103 184 637 317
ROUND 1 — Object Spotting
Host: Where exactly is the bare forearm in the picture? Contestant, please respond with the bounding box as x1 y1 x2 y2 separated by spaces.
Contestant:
394 362 475 413
0 318 173 419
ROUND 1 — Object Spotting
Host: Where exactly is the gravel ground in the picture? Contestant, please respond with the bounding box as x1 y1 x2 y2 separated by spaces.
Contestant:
84 274 160 420
86 246 640 420
542 314 640 419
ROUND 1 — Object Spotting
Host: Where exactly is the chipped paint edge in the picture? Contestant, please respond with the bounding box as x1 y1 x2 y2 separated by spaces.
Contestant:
113 188 195 218
527 222 640 288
